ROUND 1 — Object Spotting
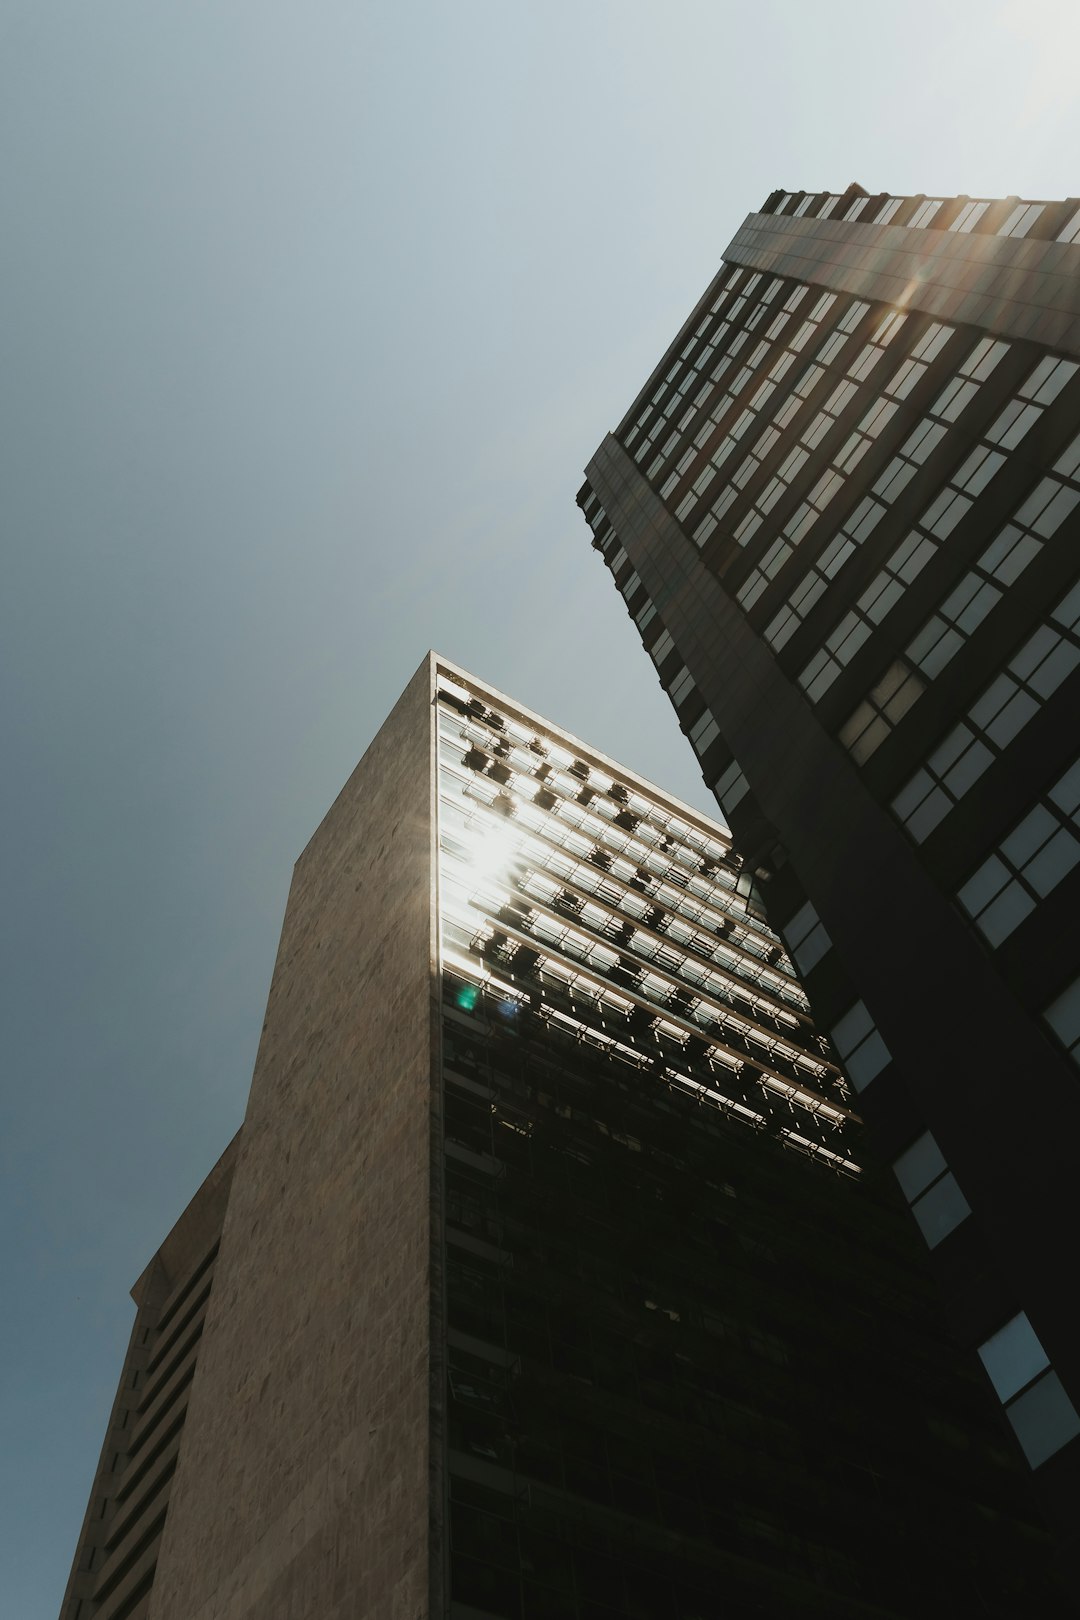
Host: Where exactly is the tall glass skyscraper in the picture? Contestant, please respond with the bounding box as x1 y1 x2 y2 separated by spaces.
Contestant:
61 656 1067 1618
579 186 1080 1548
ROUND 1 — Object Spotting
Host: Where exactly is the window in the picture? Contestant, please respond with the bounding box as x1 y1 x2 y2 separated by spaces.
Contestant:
650 629 674 667
669 665 695 706
1058 207 1080 245
979 1313 1048 1402
908 198 944 229
892 1131 971 1248
798 437 1019 705
1043 974 1080 1063
978 1313 1080 1468
799 611 873 702
874 196 904 226
689 711 720 755
764 496 886 652
999 202 1044 239
830 1001 890 1090
841 445 1080 760
803 401 1075 712
931 336 1010 424
950 199 990 233
908 519 1046 675
957 756 1080 945
783 901 831 974
892 580 1080 841
838 660 926 763
713 759 749 815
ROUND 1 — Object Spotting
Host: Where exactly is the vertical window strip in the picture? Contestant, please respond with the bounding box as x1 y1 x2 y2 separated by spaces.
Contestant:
798 348 1063 706
673 291 855 539
838 468 1080 764
762 325 1011 654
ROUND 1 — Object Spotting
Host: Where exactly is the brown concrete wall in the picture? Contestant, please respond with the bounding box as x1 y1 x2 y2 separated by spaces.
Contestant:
148 655 439 1620
130 1131 241 1307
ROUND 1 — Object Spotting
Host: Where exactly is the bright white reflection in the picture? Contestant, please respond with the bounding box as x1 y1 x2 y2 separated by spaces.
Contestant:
461 821 520 885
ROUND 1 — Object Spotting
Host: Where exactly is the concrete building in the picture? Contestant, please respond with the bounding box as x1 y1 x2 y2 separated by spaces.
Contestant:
579 187 1080 1553
62 655 1068 1617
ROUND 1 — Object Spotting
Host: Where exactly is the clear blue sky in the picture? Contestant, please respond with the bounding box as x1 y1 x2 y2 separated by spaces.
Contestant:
3 2 1078 1612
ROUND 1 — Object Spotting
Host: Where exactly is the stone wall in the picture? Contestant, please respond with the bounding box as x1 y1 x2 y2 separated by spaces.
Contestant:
149 655 438 1620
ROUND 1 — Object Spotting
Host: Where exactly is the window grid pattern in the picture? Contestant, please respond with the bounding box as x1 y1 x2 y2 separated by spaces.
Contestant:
891 578 1080 843
683 294 854 549
797 345 1078 707
764 335 1008 655
957 754 1080 946
631 268 791 480
838 435 1080 762
737 317 964 614
731 309 899 558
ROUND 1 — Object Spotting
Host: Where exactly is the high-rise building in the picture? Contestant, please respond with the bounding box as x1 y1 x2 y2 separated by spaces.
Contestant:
62 654 1067 1619
579 186 1080 1546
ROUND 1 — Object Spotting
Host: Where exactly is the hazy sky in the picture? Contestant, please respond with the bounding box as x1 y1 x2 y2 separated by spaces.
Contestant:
4 2 1079 1612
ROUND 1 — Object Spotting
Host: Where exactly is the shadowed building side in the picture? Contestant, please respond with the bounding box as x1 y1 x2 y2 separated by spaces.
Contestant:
579 185 1080 1570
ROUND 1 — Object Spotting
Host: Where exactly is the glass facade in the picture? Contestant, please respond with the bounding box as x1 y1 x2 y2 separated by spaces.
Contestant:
433 670 1062 1618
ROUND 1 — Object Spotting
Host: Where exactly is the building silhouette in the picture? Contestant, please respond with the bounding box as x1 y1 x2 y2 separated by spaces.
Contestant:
579 186 1080 1553
62 655 1067 1618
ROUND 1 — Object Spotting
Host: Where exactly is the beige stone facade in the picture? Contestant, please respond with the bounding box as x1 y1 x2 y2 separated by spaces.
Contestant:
147 655 441 1620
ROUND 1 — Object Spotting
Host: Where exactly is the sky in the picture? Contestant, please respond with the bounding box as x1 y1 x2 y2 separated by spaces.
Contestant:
3 1 1079 1612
